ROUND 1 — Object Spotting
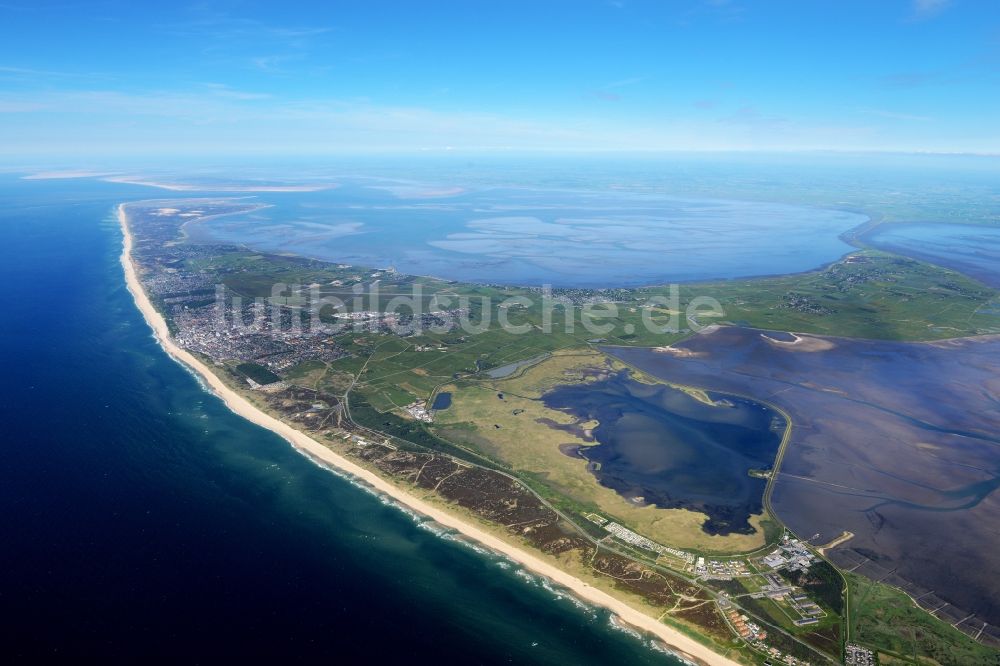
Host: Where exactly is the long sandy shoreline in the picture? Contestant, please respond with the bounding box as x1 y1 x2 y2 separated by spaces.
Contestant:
118 203 739 666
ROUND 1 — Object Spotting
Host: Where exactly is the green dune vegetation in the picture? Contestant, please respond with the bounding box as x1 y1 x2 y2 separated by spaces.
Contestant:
847 573 1000 666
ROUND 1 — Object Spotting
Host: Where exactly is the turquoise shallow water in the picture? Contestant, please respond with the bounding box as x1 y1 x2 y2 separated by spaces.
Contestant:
0 176 681 663
188 181 865 287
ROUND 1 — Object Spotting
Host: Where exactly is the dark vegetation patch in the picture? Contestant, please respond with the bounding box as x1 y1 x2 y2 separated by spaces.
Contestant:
236 362 281 385
780 561 844 615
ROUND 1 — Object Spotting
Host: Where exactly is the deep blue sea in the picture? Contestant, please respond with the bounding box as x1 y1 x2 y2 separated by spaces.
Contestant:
0 176 681 663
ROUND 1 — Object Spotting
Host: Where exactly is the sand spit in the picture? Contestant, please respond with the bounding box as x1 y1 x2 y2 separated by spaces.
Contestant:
760 332 834 352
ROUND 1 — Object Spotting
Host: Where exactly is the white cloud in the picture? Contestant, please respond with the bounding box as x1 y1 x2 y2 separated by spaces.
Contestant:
719 105 787 126
200 83 272 101
0 87 988 155
0 100 46 112
860 108 932 122
912 0 951 19
603 76 644 89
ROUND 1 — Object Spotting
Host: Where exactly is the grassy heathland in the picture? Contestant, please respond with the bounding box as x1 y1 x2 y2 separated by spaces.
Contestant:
670 250 999 342
847 572 999 665
212 247 1000 418
432 349 775 554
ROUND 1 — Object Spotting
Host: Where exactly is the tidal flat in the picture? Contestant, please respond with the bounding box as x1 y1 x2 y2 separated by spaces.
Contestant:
186 182 865 287
608 328 1000 642
864 222 1000 288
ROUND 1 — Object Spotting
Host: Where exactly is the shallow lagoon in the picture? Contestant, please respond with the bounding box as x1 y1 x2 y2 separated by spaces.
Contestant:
542 371 784 535
189 182 865 287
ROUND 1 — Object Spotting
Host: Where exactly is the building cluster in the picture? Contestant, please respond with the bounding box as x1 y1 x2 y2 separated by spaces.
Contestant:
403 401 434 423
173 303 347 371
144 269 215 299
754 642 809 666
603 521 666 554
661 545 695 564
751 573 826 626
719 595 812 666
725 607 767 642
789 596 825 626
336 430 396 450
695 556 750 579
328 307 470 335
245 377 289 392
585 514 701 567
780 292 833 315
827 255 894 292
520 285 635 306
844 643 875 666
760 535 817 573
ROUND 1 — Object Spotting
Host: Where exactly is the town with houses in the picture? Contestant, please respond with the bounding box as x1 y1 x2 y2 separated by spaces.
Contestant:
844 644 876 666
586 512 838 665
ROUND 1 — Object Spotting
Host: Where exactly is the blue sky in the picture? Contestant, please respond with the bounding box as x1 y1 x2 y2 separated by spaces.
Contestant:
1 0 998 156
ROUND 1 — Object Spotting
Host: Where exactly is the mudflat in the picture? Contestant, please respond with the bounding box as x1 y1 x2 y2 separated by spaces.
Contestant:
608 327 1000 638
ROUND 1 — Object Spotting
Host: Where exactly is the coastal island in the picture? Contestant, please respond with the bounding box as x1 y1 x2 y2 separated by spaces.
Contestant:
119 203 745 666
119 197 1000 666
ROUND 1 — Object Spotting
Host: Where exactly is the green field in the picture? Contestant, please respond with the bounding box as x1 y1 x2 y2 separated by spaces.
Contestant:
847 573 998 665
431 350 775 553
668 251 999 342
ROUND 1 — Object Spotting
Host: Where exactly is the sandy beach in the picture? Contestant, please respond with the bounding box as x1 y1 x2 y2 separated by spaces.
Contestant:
118 203 739 666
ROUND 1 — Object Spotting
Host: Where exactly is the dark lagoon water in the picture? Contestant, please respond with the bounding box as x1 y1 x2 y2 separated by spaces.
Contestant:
864 223 1000 288
608 329 1000 637
542 371 784 535
431 391 452 410
0 176 681 663
186 181 865 287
